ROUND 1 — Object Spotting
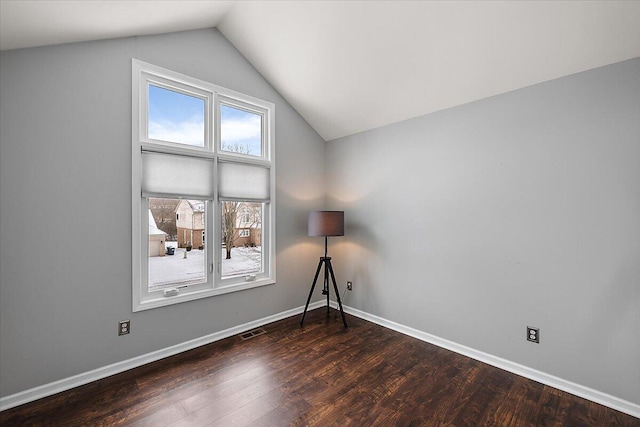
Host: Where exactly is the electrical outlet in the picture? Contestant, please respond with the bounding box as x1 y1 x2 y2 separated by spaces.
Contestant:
119 320 130 336
347 281 353 291
527 326 539 343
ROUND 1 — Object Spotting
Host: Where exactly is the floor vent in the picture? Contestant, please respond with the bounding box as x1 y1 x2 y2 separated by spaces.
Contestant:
239 328 267 340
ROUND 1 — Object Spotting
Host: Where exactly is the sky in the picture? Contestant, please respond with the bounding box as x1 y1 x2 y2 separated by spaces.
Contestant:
148 84 262 155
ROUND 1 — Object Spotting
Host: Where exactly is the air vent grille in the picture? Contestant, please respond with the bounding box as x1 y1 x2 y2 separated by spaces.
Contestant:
239 328 267 340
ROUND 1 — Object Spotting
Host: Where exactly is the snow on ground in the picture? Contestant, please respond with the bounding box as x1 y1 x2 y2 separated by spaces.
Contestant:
221 246 262 277
148 245 261 290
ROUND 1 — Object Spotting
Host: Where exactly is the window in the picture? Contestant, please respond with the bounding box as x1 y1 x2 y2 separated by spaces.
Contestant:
132 60 275 312
148 197 206 292
220 103 263 157
148 85 206 147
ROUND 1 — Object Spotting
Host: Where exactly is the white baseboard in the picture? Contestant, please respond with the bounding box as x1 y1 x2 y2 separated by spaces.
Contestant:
0 301 324 412
332 302 640 419
3 300 638 419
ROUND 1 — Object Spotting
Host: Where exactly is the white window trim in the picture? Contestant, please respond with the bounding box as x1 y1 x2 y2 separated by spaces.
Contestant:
142 76 212 152
132 59 276 312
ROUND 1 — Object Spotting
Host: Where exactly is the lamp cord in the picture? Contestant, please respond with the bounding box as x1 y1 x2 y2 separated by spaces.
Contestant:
330 284 348 320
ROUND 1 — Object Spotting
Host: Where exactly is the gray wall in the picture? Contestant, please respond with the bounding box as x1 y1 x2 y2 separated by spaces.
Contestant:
326 58 640 404
1 27 638 408
0 29 326 397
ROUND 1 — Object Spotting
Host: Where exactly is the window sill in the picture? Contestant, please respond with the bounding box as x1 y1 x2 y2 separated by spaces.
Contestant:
133 278 275 312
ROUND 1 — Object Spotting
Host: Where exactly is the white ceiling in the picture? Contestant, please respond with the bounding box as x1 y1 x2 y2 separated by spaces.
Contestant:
0 1 235 51
2 1 640 141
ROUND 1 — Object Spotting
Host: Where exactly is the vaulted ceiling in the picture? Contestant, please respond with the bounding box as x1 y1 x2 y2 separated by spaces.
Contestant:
2 1 639 141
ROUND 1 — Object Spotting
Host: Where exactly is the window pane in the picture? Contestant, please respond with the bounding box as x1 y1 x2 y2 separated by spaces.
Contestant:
148 198 206 291
220 104 262 157
221 202 263 277
148 85 205 147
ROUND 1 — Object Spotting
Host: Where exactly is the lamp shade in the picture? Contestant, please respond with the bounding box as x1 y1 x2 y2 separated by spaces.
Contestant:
308 211 344 237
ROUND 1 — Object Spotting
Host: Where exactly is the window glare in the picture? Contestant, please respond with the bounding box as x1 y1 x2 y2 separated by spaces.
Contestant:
220 104 262 157
148 85 205 147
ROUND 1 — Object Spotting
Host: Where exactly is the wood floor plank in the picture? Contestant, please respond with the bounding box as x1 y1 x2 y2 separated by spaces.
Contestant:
1 308 638 426
127 403 188 427
244 395 311 427
535 386 574 427
173 376 280 426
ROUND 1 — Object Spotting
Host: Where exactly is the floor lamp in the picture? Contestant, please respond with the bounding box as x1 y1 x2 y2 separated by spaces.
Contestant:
300 211 348 328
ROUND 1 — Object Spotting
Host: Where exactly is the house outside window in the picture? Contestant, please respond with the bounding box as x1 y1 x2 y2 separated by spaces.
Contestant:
132 60 275 312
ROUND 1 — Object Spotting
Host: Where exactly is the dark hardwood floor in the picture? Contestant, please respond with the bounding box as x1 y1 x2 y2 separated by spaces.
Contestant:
1 308 638 426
